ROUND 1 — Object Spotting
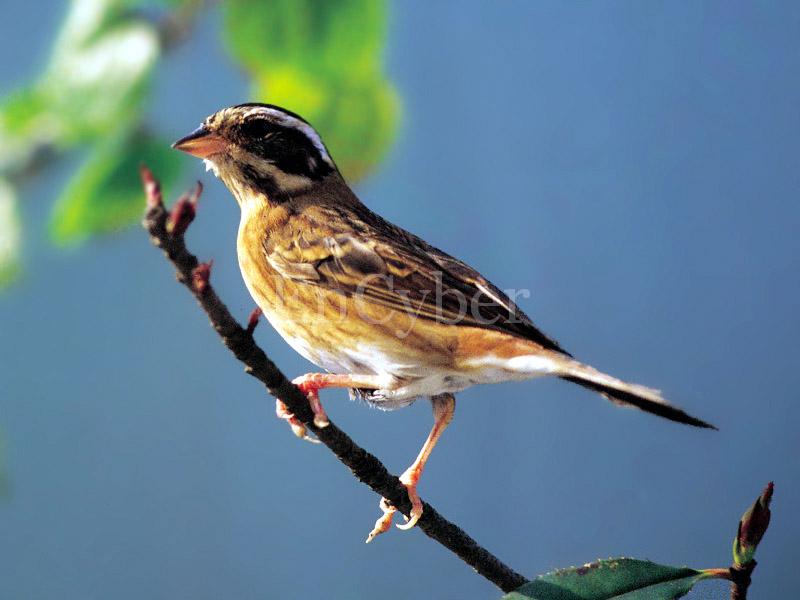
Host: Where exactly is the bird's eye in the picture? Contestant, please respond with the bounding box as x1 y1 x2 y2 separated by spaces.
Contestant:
240 119 273 139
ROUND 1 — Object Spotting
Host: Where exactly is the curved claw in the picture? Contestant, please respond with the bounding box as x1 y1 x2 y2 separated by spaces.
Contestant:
395 475 423 530
365 498 395 543
276 399 320 443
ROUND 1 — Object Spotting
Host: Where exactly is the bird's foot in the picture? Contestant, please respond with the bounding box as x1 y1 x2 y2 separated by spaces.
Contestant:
291 374 330 428
275 399 319 444
364 466 424 543
273 374 332 442
396 465 424 530
277 373 389 438
365 498 395 543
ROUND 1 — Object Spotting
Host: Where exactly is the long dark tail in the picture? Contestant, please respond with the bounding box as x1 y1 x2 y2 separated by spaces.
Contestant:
558 359 716 429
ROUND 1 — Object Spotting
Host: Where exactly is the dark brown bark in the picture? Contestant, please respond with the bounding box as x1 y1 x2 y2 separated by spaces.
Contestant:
729 561 756 600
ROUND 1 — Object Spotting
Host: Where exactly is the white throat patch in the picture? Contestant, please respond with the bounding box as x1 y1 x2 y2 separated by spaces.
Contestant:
202 158 220 177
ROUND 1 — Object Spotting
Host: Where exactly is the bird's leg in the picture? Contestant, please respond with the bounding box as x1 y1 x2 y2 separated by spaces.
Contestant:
366 393 456 542
397 393 456 530
277 373 386 442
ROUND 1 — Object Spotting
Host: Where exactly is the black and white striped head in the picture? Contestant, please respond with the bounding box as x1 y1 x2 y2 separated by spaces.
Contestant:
173 103 337 202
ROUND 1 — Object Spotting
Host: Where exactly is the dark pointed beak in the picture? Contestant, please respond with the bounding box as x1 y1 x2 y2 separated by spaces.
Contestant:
172 125 228 159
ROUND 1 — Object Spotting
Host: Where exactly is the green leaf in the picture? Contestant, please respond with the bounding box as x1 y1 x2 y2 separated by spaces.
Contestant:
41 0 161 144
0 88 49 138
223 0 399 182
0 180 21 287
0 0 161 170
0 88 53 173
50 129 183 245
223 0 386 78
504 558 714 600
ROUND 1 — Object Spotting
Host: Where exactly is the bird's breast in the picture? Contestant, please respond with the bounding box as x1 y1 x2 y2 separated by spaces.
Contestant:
235 220 462 382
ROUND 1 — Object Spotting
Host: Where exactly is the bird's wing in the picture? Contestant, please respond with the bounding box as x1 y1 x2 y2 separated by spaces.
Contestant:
265 212 569 355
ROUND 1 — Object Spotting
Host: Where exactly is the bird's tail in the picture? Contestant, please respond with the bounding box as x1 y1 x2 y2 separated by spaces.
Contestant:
555 358 716 429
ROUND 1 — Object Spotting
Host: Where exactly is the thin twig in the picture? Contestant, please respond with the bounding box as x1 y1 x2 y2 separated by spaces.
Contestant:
140 167 528 593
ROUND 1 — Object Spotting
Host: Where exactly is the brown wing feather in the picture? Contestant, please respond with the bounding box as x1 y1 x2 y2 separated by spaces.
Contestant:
264 203 570 355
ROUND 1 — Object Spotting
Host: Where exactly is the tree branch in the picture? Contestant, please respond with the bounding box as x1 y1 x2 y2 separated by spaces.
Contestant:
729 561 756 600
140 167 528 593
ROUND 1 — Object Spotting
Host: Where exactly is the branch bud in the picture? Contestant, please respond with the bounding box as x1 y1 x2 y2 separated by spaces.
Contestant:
733 481 773 566
140 165 163 209
189 180 203 203
246 307 263 335
192 261 213 294
167 181 202 236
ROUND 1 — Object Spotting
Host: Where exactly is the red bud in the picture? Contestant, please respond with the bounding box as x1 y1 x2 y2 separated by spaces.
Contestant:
167 182 202 236
189 180 203 203
140 165 163 209
734 482 773 566
192 261 213 294
168 195 195 236
246 307 263 335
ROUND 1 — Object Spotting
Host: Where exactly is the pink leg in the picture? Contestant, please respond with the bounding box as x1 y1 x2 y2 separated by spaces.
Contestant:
366 393 456 542
276 373 386 441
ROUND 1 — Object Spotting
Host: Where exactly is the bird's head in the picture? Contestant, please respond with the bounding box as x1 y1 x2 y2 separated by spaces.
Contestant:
172 103 337 204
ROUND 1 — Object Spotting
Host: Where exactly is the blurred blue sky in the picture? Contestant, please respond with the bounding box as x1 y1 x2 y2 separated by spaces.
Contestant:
2 1 798 598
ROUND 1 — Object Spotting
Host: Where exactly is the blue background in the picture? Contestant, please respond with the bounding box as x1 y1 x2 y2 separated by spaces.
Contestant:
1 2 798 598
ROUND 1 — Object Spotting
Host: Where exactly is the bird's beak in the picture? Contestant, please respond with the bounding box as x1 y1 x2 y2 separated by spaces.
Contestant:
171 125 228 158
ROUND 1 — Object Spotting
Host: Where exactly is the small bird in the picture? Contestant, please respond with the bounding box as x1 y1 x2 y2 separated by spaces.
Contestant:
173 103 713 542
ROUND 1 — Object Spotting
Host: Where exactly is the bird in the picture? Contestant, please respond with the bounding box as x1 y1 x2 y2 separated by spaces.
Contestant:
172 103 714 542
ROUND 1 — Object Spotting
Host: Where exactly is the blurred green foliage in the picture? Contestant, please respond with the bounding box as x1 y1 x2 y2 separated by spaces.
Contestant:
0 0 398 286
0 181 21 286
224 0 399 180
50 129 183 244
0 0 160 168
